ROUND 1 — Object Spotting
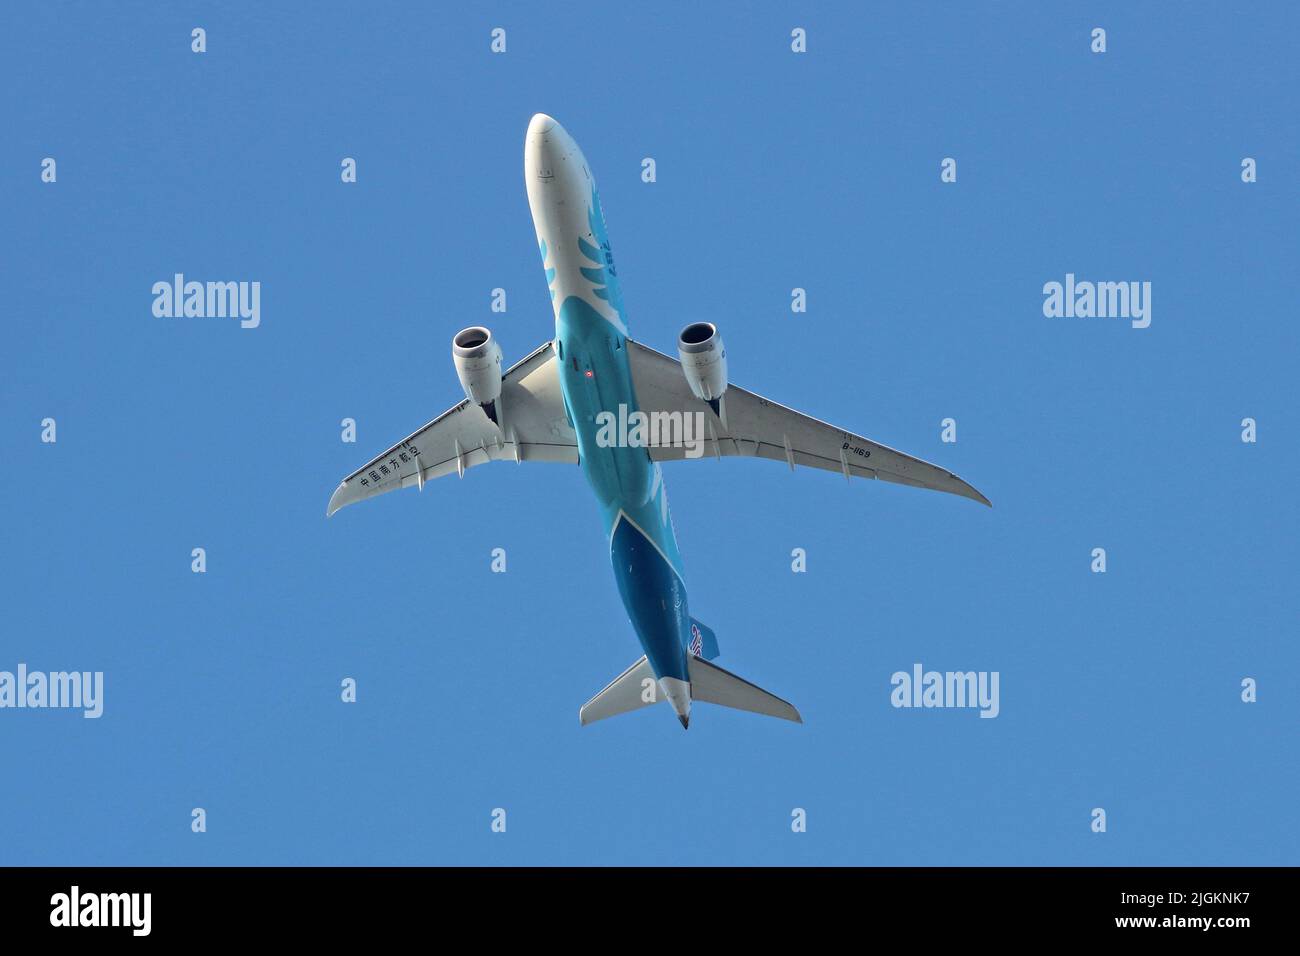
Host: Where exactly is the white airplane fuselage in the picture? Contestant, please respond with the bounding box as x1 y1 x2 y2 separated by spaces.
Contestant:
523 114 694 725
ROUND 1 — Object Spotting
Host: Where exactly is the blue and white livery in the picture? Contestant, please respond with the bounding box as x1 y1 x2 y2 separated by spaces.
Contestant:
327 114 990 730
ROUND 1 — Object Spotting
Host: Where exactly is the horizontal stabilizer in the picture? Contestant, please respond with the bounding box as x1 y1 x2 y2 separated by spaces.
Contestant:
579 656 655 726
687 656 801 723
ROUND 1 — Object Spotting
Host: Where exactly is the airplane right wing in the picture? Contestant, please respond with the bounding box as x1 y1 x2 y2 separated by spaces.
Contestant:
327 341 577 516
626 339 990 507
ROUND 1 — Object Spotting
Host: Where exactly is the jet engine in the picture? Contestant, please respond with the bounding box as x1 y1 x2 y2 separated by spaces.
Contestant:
677 322 727 414
452 326 503 423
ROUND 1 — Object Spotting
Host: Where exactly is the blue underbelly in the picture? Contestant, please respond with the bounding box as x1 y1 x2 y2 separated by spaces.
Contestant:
555 296 656 513
556 295 689 679
610 515 689 683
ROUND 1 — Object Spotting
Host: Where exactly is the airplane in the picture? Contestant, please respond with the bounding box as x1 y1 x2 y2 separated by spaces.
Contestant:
326 113 990 730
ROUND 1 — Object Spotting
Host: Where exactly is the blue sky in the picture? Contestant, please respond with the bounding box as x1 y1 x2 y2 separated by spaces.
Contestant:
2 2 1296 865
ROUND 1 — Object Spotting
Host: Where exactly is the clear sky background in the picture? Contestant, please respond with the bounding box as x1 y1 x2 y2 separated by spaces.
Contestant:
2 2 1296 866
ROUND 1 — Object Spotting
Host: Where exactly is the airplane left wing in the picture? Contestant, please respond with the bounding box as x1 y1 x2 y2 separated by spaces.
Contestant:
327 341 576 515
626 339 990 507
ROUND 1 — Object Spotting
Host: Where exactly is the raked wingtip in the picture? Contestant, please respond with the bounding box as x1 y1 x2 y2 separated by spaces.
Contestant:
326 482 350 517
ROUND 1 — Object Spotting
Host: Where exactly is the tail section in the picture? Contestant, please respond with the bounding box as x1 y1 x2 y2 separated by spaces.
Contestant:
687 618 720 660
579 630 801 728
687 656 802 723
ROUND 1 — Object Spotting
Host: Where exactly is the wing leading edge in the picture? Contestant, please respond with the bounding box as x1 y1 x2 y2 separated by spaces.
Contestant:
326 341 577 516
625 339 990 507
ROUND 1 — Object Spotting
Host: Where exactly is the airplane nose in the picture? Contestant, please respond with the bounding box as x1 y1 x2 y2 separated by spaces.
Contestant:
528 112 557 135
525 113 574 185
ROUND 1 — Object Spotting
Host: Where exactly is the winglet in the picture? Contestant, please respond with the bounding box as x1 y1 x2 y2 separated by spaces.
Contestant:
930 468 991 508
326 481 354 517
952 475 992 508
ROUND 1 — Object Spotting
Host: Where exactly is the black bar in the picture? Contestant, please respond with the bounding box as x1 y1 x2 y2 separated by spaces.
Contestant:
0 866 1285 940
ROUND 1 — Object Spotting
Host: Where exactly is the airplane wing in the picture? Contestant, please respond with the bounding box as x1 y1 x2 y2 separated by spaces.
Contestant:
625 339 990 506
327 341 576 515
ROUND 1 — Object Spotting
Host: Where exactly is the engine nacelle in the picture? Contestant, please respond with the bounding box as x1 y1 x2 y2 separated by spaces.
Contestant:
677 322 728 405
452 326 503 421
